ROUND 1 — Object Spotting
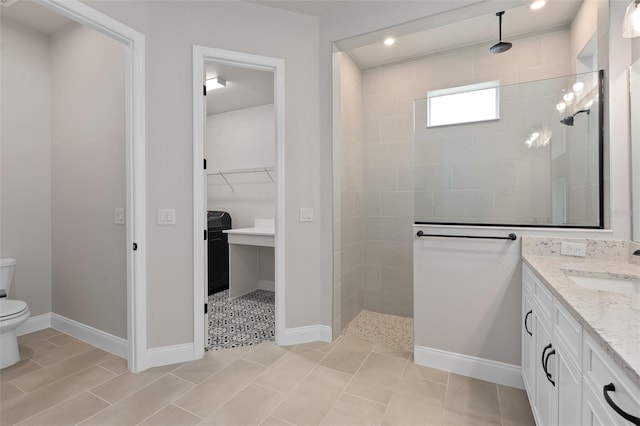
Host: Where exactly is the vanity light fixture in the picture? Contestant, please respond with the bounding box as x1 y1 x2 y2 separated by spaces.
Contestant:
530 0 546 10
206 77 226 91
623 0 640 38
384 37 395 46
572 81 585 92
556 102 567 113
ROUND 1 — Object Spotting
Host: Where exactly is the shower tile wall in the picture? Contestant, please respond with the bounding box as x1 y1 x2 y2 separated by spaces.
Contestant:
360 29 573 317
336 53 365 331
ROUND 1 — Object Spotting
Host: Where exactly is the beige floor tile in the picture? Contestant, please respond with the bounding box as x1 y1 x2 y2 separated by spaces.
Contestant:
45 333 81 347
90 363 179 404
498 384 535 425
16 329 61 345
201 383 284 425
31 340 95 367
172 346 249 384
444 373 500 418
442 408 502 426
255 347 325 394
403 362 449 385
0 365 115 426
319 336 375 375
298 336 342 353
345 352 407 404
383 393 443 426
99 355 129 375
11 349 111 393
372 343 412 360
260 416 295 426
241 343 290 367
80 375 193 426
271 366 351 426
18 340 58 360
0 381 25 404
139 404 202 426
393 366 447 404
0 360 41 383
17 391 109 426
174 359 266 418
320 393 387 426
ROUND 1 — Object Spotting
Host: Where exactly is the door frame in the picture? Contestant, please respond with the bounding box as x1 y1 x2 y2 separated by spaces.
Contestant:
192 46 285 360
35 0 147 372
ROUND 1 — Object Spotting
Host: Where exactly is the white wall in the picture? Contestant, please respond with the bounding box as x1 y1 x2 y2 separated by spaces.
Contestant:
0 17 53 317
51 22 127 339
206 104 275 229
85 0 321 348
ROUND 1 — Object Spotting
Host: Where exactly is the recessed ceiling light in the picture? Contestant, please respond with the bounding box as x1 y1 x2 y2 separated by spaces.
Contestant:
530 0 546 10
384 37 395 46
572 81 585 92
206 77 226 91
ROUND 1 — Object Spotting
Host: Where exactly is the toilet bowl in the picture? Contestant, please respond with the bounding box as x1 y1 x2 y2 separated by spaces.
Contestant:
0 258 31 369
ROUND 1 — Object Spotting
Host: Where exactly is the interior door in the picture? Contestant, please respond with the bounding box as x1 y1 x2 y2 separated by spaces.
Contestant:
203 72 210 349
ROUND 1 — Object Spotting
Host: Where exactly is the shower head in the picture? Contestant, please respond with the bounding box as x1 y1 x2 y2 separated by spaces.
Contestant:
490 11 512 54
560 109 590 126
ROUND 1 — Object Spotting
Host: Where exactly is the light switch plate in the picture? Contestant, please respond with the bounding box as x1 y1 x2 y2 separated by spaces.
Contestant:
299 207 313 222
115 208 125 225
158 208 176 225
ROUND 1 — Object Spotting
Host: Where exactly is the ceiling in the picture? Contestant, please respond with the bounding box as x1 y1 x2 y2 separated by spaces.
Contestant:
245 0 367 17
205 63 274 115
0 0 72 35
341 0 582 69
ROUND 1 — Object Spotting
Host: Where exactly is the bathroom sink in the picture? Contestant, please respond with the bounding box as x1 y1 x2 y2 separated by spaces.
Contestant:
566 273 640 295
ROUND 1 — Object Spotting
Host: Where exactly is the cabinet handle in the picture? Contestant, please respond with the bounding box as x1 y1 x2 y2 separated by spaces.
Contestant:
603 383 640 425
543 349 556 386
541 343 551 374
524 310 532 336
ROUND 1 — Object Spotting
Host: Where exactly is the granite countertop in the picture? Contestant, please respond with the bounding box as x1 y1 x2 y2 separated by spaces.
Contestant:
522 253 640 387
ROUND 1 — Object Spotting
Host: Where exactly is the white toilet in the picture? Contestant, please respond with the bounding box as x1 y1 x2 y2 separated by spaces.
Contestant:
0 258 30 369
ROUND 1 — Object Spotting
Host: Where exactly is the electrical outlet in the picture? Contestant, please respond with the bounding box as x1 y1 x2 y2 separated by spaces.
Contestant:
561 242 586 257
115 208 125 225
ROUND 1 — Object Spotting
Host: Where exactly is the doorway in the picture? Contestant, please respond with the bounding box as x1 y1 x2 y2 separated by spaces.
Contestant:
13 0 146 372
192 46 285 360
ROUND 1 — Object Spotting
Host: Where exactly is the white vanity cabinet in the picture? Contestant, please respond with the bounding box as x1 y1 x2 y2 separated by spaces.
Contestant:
522 263 640 426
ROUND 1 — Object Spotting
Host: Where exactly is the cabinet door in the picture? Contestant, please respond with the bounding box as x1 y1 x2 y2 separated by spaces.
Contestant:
522 292 536 395
583 379 617 426
535 317 555 426
555 342 582 426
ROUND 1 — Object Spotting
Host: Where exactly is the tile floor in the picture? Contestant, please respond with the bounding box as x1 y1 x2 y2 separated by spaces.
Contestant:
0 328 535 425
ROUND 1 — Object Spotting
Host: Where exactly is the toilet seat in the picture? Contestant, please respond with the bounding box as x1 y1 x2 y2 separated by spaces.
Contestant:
0 299 28 321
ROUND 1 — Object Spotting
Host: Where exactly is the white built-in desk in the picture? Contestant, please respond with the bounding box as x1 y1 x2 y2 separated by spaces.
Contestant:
223 227 275 299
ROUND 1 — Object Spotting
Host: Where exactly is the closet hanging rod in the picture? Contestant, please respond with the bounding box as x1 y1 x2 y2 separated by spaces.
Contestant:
416 230 517 241
206 166 274 176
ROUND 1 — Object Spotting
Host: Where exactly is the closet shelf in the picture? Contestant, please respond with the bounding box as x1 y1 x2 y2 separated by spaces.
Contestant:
207 166 274 191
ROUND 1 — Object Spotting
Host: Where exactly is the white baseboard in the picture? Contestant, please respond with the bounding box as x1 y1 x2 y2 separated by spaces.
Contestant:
16 313 52 336
279 325 332 346
147 343 195 368
50 313 127 359
414 345 524 389
258 280 275 292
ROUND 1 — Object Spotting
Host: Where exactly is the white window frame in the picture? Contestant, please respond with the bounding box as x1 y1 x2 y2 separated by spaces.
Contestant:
427 80 500 127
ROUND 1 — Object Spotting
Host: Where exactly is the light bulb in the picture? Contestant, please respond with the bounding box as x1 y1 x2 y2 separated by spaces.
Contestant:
556 102 567 112
572 81 584 92
530 0 546 10
384 37 395 46
623 0 640 38
563 92 575 103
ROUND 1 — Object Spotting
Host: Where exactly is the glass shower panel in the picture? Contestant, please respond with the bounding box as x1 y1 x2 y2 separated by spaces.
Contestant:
414 71 602 228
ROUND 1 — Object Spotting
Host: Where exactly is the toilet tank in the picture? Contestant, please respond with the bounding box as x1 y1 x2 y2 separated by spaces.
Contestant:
0 258 16 293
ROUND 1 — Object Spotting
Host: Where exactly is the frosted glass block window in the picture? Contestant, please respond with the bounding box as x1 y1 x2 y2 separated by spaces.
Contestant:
427 81 499 127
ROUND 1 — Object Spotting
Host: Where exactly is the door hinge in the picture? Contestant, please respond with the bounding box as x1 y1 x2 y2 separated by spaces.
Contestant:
204 303 208 314
203 158 207 170
133 242 138 251
203 85 207 96
204 229 207 240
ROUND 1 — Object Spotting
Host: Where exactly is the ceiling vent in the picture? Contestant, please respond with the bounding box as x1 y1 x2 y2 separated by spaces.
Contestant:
0 0 21 7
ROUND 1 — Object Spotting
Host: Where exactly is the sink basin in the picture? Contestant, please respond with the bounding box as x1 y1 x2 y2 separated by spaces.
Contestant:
566 274 640 295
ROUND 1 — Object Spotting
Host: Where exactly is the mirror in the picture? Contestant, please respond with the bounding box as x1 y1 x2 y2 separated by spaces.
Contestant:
631 58 640 241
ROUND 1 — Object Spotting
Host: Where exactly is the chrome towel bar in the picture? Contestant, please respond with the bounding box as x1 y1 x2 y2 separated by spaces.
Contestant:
416 230 517 241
